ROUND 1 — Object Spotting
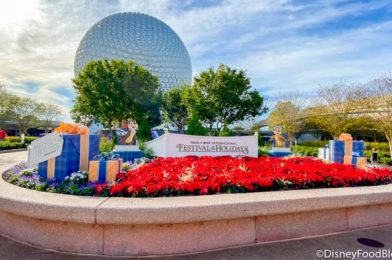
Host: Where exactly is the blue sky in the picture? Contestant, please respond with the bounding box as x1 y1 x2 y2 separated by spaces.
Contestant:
0 0 391 121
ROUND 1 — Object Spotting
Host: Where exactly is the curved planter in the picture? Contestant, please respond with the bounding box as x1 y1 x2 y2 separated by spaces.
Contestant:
1 165 392 256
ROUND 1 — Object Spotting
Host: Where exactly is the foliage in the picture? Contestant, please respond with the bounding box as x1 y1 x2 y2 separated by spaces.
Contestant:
161 85 189 132
36 102 62 133
350 73 392 158
137 117 152 142
365 142 390 152
187 114 206 136
99 137 114 153
0 141 26 150
55 172 95 195
3 164 95 196
183 64 267 130
219 123 235 136
258 134 265 146
5 136 38 144
72 60 161 128
258 147 269 156
305 82 356 139
0 85 15 129
268 99 304 145
291 145 319 157
10 96 41 135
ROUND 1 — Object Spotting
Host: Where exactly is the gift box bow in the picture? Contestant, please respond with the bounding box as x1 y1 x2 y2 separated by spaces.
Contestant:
54 122 89 135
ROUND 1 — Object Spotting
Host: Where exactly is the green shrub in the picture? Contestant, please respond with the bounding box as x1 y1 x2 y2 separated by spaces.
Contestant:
258 134 266 146
291 145 318 157
0 141 26 150
5 136 38 144
258 147 269 156
365 142 390 152
380 157 392 165
219 123 234 136
99 137 114 153
187 114 206 136
5 136 21 143
137 118 152 142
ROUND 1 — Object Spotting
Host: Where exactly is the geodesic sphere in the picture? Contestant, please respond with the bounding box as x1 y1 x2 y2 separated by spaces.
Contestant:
74 12 192 89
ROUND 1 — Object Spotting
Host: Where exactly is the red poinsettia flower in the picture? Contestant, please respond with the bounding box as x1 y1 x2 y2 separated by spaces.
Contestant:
92 156 392 197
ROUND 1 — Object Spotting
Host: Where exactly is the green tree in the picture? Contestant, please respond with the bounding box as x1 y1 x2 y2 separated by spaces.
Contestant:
353 73 392 158
37 102 62 133
137 117 152 141
219 122 234 136
161 85 189 132
268 100 304 145
11 96 40 136
0 85 15 129
183 64 267 130
71 60 161 128
306 82 355 139
187 114 206 136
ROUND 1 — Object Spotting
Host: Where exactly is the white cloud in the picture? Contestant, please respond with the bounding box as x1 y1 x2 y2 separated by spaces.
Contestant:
0 0 391 120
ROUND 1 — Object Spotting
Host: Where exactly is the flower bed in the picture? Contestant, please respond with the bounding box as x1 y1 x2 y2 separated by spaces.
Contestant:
3 156 392 197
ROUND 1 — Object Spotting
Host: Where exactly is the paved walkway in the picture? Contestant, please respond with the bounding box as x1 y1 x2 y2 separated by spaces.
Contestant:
0 151 27 168
0 224 392 259
1 151 392 259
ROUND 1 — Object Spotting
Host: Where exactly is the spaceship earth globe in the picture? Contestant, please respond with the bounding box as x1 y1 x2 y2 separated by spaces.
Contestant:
74 12 192 89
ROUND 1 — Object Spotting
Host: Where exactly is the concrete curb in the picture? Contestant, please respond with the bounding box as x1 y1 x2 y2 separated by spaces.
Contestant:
1 162 392 256
0 148 27 154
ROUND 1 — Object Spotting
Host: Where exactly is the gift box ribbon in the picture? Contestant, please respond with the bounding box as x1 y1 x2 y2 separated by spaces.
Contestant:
89 153 122 183
45 134 92 178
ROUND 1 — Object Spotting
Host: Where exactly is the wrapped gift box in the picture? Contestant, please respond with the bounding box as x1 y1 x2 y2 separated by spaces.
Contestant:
89 158 123 184
38 134 99 181
339 133 353 156
352 156 367 169
112 151 144 162
329 140 345 163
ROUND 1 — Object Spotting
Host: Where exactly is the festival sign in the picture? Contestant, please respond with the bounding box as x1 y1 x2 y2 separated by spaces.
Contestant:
28 133 64 167
145 133 258 158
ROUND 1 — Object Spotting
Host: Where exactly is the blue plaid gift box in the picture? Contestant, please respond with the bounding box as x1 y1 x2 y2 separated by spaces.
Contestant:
329 140 345 163
112 151 144 162
89 153 123 184
352 141 365 157
38 134 99 181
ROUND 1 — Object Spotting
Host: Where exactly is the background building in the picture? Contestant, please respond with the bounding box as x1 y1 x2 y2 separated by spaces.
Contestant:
74 12 192 89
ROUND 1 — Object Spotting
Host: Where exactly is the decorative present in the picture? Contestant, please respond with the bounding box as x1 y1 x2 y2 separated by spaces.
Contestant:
112 150 144 162
88 153 123 183
339 133 353 157
327 133 366 168
38 123 99 181
357 157 367 169
318 147 330 161
352 141 365 157
343 155 352 165
329 140 345 164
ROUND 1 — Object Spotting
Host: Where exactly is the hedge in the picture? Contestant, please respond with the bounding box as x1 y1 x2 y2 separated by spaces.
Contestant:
291 146 319 157
0 141 27 151
5 136 38 144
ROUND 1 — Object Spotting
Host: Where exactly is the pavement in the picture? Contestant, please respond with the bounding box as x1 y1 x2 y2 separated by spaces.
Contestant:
0 151 28 168
0 224 392 259
1 151 392 259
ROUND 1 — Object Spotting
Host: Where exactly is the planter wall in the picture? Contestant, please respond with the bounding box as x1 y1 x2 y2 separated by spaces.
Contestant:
1 165 392 256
